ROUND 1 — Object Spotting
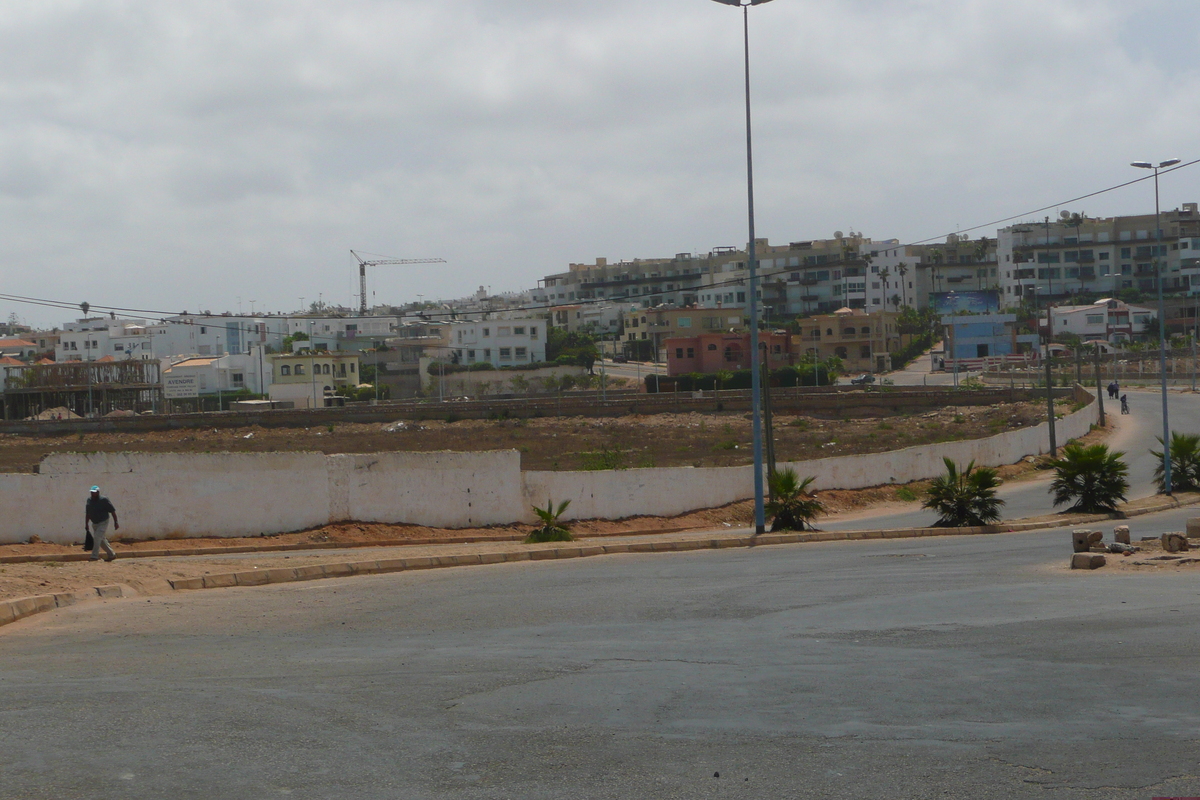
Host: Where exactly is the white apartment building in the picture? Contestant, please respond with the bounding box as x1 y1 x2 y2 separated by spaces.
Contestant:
445 318 546 367
1049 299 1154 343
996 204 1200 304
56 315 288 362
286 315 400 348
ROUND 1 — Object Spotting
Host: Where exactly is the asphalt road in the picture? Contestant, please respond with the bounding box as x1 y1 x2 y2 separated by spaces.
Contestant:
822 388 1199 531
3 512 1200 799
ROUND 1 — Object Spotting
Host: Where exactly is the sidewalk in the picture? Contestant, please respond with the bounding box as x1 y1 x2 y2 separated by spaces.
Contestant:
5 491 1199 632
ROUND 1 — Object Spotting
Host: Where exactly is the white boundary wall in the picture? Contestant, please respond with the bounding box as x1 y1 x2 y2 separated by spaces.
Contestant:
0 397 1096 543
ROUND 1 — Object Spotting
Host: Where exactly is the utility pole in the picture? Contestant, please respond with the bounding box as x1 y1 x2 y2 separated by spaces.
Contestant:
1093 344 1105 428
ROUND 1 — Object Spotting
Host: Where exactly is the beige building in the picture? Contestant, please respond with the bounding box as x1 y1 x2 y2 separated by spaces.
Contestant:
622 306 748 360
791 309 903 374
268 350 361 408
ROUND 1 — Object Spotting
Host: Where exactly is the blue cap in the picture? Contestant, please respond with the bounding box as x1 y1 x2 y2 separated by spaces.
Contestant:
90 486 100 493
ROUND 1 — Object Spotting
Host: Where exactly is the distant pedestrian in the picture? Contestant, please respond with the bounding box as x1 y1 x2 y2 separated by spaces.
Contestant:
85 485 119 562
1107 381 1117 399
1120 394 1130 415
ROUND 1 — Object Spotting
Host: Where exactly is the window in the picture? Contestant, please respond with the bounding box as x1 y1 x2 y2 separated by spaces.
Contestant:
114 344 123 351
860 326 869 334
677 317 691 328
232 373 244 386
498 327 511 336
323 364 331 375
530 326 537 338
296 364 306 375
687 347 694 358
280 365 291 376
484 349 491 359
835 346 848 359
200 327 207 334
499 347 512 360
1086 314 1104 324
515 347 527 359
350 363 355 373
676 348 684 358
860 346 871 358
707 343 718 351
340 364 346 376
514 326 526 335
482 328 490 337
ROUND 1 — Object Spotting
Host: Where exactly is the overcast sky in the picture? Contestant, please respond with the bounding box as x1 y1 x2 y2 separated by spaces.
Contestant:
2 0 1199 328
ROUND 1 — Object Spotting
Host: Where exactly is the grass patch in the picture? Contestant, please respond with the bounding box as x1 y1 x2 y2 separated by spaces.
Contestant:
895 487 918 502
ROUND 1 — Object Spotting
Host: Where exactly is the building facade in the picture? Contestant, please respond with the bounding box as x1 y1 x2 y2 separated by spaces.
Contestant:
790 309 903 374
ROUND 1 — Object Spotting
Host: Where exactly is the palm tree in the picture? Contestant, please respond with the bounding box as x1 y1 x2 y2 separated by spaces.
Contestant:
922 458 1004 527
879 266 891 308
973 239 991 290
766 468 824 531
1048 443 1130 513
1150 432 1200 493
896 262 909 308
929 249 945 299
526 499 573 543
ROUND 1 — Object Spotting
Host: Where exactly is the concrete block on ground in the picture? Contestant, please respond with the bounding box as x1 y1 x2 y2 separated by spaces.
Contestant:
1114 525 1131 544
374 559 408 572
169 577 205 591
478 552 508 565
1187 518 1200 538
1072 529 1100 553
294 565 328 580
1071 553 1107 570
0 601 16 626
233 570 270 586
400 557 433 570
53 592 78 607
93 585 124 598
202 573 237 589
602 544 631 554
265 568 298 584
1162 533 1189 553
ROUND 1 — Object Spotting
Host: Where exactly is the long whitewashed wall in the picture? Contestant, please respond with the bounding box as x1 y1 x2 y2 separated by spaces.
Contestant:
0 393 1097 543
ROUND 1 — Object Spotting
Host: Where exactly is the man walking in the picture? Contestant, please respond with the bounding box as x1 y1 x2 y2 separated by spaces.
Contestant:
85 486 119 562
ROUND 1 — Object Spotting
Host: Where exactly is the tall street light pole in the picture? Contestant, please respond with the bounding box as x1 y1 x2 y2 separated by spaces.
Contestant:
712 0 774 534
1132 158 1180 494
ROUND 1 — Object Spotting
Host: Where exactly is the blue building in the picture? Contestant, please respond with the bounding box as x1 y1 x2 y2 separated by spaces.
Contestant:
933 313 1039 371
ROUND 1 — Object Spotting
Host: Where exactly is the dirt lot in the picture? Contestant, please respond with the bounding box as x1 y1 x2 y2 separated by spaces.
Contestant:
0 400 1056 473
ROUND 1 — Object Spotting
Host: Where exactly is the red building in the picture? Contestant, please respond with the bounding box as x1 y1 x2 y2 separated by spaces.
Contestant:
664 331 793 376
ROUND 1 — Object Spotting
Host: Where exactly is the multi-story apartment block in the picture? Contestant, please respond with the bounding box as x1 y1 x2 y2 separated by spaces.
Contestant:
790 309 903 374
622 306 749 360
996 204 1200 304
1048 299 1154 343
445 318 546 368
549 304 624 336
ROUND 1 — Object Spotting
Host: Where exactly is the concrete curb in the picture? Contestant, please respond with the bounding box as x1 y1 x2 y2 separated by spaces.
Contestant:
0 584 128 630
6 494 1198 631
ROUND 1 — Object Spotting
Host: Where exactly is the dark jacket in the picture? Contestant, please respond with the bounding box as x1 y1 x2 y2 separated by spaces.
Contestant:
86 495 116 524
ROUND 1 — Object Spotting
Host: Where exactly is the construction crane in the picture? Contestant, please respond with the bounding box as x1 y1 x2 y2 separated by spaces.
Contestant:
350 250 446 315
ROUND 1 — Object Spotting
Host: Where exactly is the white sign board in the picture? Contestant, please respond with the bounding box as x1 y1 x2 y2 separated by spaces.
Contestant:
163 373 199 399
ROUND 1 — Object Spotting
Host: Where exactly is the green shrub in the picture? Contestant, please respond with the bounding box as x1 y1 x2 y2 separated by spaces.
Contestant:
526 499 573 543
1049 443 1129 512
923 458 1004 527
766 469 824 531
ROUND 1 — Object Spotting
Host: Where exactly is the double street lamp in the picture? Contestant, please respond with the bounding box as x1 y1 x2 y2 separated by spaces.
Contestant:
712 0 775 534
1131 158 1180 494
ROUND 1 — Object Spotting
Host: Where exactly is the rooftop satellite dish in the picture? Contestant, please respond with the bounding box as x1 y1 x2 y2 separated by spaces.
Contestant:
1060 210 1071 220
834 230 844 239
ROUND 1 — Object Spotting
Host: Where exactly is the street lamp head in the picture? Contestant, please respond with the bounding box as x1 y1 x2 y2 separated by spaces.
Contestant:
1159 158 1182 168
1131 161 1153 169
711 0 774 5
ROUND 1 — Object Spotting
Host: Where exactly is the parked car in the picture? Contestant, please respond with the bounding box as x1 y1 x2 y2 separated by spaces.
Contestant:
850 373 875 385
611 354 629 363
